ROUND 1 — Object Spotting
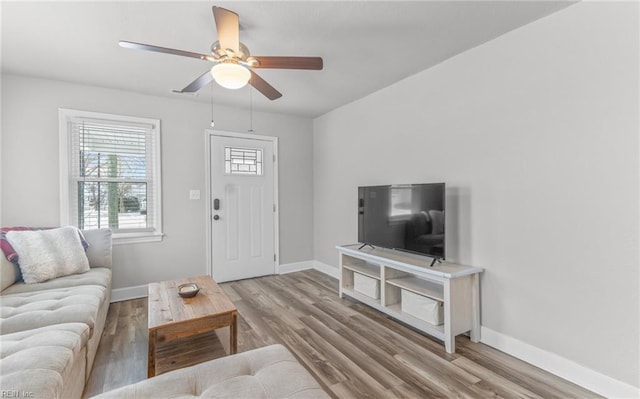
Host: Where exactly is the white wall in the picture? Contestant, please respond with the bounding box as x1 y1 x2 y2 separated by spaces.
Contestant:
1 74 314 290
313 1 638 390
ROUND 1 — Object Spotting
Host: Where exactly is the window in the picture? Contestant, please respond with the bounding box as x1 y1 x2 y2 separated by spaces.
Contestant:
224 146 263 175
59 109 162 244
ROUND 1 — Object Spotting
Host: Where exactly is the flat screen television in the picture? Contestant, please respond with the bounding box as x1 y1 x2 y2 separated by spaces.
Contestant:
358 183 445 260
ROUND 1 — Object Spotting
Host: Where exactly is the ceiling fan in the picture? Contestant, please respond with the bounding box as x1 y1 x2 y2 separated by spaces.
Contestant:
119 6 323 100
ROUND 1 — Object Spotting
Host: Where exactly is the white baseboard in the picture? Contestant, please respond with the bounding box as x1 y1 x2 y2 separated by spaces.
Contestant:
278 260 340 279
312 260 340 279
278 260 314 274
110 284 148 302
111 261 328 301
481 326 640 399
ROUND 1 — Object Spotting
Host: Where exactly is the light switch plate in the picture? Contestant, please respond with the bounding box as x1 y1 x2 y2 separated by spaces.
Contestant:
189 190 200 200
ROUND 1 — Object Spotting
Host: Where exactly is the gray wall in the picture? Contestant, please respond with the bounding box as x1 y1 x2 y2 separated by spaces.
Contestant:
1 74 314 290
313 2 638 388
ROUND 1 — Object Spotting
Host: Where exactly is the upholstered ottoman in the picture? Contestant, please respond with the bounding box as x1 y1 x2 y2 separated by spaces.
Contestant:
92 344 329 398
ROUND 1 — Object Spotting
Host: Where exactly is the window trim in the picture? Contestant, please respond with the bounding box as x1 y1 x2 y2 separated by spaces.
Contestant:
59 108 163 244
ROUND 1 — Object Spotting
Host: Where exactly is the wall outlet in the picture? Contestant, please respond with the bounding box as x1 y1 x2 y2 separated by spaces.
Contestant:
189 190 200 200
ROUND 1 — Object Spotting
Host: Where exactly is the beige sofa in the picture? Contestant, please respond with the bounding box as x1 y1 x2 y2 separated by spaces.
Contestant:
0 228 113 399
1 228 328 398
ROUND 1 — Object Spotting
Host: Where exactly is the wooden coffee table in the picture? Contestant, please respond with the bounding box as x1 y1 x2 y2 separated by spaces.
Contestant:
147 275 237 377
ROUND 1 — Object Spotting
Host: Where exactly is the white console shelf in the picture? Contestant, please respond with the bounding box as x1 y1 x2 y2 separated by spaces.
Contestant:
337 244 483 353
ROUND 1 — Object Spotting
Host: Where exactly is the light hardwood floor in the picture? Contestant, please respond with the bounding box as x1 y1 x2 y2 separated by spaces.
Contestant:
84 270 599 398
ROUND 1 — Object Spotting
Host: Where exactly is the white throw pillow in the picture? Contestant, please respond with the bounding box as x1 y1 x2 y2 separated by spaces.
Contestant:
6 226 90 284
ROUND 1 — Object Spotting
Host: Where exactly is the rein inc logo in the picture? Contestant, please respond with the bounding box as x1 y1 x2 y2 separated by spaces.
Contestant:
1 391 34 398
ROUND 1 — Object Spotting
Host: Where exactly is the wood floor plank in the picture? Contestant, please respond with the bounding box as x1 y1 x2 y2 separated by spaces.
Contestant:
220 283 241 302
234 312 267 351
293 321 390 397
326 311 453 395
296 269 338 295
226 297 278 348
313 299 418 356
86 271 601 398
454 338 600 398
261 274 317 306
231 278 306 330
260 316 347 387
388 382 445 399
452 357 545 399
300 314 405 390
394 351 481 398
350 301 458 360
83 299 148 398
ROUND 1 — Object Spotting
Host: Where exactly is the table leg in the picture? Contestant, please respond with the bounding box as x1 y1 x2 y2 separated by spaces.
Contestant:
148 329 157 378
230 312 237 354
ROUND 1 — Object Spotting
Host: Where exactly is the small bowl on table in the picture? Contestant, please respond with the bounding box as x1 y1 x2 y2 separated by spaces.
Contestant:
177 283 200 298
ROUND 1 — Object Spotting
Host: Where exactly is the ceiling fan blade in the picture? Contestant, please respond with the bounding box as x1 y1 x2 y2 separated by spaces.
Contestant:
119 41 214 61
252 56 323 70
173 70 214 94
249 70 282 101
212 6 239 54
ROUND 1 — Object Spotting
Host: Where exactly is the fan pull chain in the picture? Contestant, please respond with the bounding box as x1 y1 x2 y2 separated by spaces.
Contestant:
210 84 215 128
248 85 254 133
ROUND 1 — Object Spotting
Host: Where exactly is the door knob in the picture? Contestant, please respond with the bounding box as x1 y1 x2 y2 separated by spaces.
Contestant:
213 215 220 220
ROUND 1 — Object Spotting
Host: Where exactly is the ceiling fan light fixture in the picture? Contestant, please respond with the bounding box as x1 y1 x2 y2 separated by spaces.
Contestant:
210 63 250 89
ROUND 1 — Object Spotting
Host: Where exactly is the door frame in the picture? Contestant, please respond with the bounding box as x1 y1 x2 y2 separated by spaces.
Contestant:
204 129 280 279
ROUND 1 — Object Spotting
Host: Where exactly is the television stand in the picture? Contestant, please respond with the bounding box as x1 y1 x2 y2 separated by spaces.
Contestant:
358 243 375 250
337 244 483 353
429 258 441 267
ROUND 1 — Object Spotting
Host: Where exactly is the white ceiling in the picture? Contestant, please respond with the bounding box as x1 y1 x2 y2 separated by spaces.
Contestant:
1 1 573 118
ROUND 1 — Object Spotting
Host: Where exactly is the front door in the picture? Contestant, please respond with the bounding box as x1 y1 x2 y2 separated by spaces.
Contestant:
209 132 276 283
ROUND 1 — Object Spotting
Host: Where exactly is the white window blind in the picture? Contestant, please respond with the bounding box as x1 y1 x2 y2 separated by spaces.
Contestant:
60 109 162 243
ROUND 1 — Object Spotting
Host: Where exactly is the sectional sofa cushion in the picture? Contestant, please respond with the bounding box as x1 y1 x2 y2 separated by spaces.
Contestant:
92 344 329 399
0 322 90 368
1 268 111 296
0 322 90 399
6 227 90 284
0 285 105 334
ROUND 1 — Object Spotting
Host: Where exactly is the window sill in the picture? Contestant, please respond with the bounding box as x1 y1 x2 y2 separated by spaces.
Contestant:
112 232 164 245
